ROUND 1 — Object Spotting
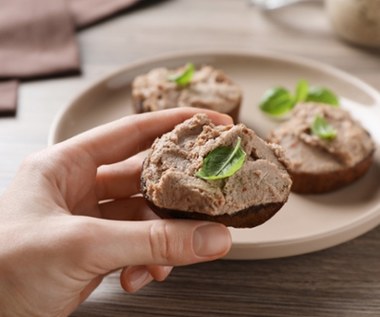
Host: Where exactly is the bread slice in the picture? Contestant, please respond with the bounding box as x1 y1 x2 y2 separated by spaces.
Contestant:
141 113 292 228
268 103 375 194
132 65 242 122
142 188 286 228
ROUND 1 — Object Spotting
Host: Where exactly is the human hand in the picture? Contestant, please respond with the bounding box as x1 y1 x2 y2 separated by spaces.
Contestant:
0 108 233 317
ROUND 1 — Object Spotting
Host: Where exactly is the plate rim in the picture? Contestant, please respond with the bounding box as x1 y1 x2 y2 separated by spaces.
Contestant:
234 202 380 246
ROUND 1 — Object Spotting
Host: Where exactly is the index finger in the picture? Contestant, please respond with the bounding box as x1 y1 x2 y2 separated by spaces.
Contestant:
61 108 233 166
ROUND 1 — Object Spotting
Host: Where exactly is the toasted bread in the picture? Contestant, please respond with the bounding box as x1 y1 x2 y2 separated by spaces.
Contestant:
141 114 292 228
268 103 375 194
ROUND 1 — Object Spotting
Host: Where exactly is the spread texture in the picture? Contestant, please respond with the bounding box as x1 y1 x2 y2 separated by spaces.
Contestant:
142 114 292 216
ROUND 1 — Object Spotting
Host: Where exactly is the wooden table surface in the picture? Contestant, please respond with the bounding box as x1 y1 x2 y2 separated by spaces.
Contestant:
1 0 380 316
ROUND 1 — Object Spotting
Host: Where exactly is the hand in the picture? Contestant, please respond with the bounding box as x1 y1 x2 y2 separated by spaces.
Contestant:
0 108 233 317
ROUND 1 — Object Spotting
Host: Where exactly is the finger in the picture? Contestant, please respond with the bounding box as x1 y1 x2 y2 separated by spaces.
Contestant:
146 265 173 281
98 196 159 221
120 265 153 293
60 108 233 167
95 152 145 200
79 276 104 303
120 265 173 293
72 217 231 270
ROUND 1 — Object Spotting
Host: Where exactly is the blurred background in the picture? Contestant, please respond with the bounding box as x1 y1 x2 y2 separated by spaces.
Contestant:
0 1 379 316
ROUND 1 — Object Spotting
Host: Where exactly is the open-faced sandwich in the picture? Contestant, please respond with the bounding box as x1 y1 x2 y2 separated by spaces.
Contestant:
268 102 375 194
132 64 242 122
141 113 292 228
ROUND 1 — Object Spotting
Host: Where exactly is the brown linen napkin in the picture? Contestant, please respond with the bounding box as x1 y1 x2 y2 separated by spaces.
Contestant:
0 0 140 117
68 0 140 28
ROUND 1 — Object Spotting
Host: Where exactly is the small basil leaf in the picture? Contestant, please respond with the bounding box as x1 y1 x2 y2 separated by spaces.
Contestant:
196 137 246 180
294 79 309 104
306 86 339 106
259 87 295 116
168 63 195 86
311 115 337 140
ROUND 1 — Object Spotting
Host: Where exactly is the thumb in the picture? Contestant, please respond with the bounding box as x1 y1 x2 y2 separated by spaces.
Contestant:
73 217 232 272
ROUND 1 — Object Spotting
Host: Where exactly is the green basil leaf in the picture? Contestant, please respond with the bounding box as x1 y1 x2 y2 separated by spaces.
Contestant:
196 137 246 180
259 87 295 116
306 86 339 106
311 115 337 140
168 63 195 86
294 79 309 104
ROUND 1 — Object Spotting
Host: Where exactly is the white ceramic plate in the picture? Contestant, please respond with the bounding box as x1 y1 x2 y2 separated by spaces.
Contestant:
49 50 380 260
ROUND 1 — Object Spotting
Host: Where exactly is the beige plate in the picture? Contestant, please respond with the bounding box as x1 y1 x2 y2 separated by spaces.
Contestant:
49 49 380 260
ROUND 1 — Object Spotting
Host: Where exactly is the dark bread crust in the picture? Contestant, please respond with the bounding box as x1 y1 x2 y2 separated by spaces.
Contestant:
226 102 241 123
290 151 374 194
133 97 144 113
134 100 241 123
141 176 286 228
145 199 284 228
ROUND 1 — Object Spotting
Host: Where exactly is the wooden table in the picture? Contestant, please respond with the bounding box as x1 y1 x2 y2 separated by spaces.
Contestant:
1 0 380 316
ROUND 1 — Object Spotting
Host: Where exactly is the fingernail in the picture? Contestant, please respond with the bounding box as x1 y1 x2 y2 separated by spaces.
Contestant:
193 224 231 257
155 266 173 282
162 265 173 276
128 267 153 292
